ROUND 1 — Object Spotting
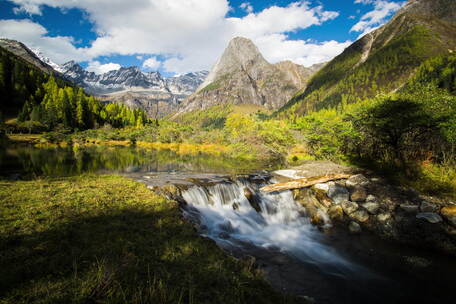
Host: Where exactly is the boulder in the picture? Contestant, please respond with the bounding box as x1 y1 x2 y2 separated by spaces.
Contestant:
350 186 367 202
349 221 362 233
310 211 328 227
420 201 439 213
328 205 344 221
312 185 333 209
416 212 443 224
350 210 370 223
441 206 456 227
400 204 419 213
346 174 370 187
244 187 261 212
362 202 380 215
377 213 392 222
327 183 350 204
313 183 329 193
366 195 377 203
342 201 359 215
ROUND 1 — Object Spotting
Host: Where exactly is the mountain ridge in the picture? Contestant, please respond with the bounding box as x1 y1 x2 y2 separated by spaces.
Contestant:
178 37 324 115
279 0 456 117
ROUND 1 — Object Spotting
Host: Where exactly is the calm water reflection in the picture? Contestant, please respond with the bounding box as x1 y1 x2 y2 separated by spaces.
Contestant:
0 145 272 178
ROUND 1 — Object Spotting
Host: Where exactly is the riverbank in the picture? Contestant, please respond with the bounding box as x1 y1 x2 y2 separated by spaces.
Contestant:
269 163 456 256
5 132 456 200
0 175 297 303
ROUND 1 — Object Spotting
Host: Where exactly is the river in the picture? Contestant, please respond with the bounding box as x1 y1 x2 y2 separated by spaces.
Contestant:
1 144 455 304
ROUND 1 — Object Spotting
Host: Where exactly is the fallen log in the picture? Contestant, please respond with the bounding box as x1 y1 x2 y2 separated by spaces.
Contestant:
260 173 352 193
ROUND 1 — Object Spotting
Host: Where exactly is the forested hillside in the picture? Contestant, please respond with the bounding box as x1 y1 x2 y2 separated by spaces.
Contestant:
291 53 456 196
0 45 148 132
279 0 456 118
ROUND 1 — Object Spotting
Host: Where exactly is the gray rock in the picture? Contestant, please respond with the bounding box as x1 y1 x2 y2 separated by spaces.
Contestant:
349 221 362 233
441 206 456 227
313 183 329 193
346 174 370 187
351 210 370 222
342 201 359 215
328 205 344 220
447 217 456 227
420 201 439 213
366 195 377 203
400 204 419 213
350 186 367 202
377 213 391 222
416 212 443 224
362 202 380 215
327 183 350 204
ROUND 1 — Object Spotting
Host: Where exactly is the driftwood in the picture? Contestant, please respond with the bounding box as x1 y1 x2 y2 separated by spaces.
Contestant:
260 173 352 193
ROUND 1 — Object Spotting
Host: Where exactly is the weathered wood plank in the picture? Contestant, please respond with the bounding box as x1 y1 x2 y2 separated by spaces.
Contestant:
260 173 352 193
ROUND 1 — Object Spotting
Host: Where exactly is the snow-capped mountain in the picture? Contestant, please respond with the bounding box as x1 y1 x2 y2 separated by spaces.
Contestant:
58 60 208 117
165 71 210 95
60 61 208 96
31 48 65 74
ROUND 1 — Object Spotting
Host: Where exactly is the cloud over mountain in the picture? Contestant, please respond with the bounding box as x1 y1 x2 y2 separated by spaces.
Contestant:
2 0 351 74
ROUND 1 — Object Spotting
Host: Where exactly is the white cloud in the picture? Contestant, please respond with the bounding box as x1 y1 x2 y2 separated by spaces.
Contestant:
142 57 161 70
255 34 352 66
5 0 348 73
86 60 121 74
0 19 89 63
351 0 405 37
240 2 253 14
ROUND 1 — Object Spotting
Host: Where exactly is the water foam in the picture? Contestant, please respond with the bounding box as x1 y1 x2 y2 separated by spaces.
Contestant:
181 179 362 275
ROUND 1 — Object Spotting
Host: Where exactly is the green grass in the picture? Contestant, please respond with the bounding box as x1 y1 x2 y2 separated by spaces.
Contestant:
199 82 220 93
0 175 296 304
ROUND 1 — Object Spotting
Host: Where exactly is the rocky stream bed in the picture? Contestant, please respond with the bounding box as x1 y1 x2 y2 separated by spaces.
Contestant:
125 161 456 304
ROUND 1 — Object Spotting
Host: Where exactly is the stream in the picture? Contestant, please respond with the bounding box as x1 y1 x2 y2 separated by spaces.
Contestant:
2 145 455 303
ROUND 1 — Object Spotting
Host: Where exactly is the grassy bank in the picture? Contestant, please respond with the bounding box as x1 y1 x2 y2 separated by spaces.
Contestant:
0 175 295 303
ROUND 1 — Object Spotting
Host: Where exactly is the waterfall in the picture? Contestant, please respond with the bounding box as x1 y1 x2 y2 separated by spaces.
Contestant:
181 179 362 275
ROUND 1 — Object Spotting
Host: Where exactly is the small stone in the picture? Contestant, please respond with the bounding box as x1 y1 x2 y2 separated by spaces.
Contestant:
441 205 456 216
346 174 370 187
328 205 344 220
370 177 381 183
310 212 327 227
327 183 350 204
313 183 329 193
366 195 377 203
420 201 439 213
362 202 380 215
377 213 391 222
350 186 367 202
348 221 362 233
351 210 369 222
416 212 443 224
441 206 456 227
342 201 359 215
400 204 419 213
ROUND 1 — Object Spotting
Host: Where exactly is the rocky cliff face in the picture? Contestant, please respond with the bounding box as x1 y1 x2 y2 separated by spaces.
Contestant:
178 37 322 114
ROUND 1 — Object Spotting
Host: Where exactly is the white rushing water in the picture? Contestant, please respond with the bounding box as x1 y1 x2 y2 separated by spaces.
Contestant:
181 179 362 276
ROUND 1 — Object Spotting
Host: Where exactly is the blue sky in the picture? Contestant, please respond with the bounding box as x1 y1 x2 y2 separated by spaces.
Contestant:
0 0 405 76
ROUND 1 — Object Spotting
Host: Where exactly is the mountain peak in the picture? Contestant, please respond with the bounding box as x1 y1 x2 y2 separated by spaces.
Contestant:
223 36 265 65
0 38 56 74
179 37 323 114
198 36 267 90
